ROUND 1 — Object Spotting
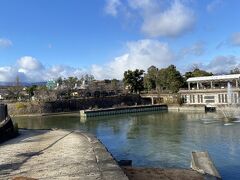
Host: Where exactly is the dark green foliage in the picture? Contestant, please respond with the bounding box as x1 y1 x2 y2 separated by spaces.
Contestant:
144 66 158 91
183 68 213 88
156 65 184 93
64 77 78 89
26 85 37 97
123 69 145 93
56 77 63 86
184 68 213 79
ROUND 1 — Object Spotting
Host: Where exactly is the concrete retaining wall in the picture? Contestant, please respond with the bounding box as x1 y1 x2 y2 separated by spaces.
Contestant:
168 105 206 112
7 95 151 115
80 104 168 117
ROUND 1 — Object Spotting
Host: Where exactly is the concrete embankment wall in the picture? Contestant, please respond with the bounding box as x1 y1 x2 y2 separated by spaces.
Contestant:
7 95 151 115
81 104 168 117
168 105 206 112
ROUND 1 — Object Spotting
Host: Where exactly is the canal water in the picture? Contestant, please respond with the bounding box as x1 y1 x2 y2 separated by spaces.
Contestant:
13 111 240 179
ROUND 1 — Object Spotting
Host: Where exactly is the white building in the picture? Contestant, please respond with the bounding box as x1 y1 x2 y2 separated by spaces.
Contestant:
179 74 240 105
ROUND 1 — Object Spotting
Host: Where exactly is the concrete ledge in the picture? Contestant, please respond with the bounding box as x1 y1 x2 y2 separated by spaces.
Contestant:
0 129 128 180
168 105 206 112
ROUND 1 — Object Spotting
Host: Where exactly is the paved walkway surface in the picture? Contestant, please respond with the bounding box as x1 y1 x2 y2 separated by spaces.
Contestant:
0 129 128 180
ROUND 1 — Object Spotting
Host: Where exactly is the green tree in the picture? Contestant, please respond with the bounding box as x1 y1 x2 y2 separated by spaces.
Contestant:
56 77 63 86
26 85 37 98
123 69 145 93
111 79 119 93
144 66 158 91
156 65 184 93
184 68 213 79
143 74 152 91
63 77 78 89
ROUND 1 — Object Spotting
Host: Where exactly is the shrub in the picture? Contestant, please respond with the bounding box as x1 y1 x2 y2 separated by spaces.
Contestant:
15 102 27 109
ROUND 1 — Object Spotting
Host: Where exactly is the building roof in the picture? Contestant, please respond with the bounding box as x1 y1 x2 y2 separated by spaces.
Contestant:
187 74 240 82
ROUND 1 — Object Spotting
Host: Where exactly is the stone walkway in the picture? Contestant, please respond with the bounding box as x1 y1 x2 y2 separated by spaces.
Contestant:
0 129 128 180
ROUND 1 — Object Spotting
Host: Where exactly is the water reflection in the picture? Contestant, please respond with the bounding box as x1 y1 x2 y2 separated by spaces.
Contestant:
13 111 240 180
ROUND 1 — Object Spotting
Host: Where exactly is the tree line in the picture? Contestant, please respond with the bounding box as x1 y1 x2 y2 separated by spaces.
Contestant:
123 65 216 94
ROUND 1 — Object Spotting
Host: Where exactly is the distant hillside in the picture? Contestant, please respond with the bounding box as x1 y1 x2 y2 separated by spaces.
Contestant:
0 82 46 87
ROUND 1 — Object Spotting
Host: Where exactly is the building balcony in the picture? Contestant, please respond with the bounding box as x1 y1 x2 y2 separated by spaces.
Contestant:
179 87 240 93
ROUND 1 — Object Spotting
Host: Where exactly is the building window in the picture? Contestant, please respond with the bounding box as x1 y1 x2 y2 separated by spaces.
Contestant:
225 94 228 103
204 95 215 99
218 94 221 103
197 95 203 103
204 95 215 103
234 93 238 103
181 95 187 103
222 94 225 103
192 95 195 103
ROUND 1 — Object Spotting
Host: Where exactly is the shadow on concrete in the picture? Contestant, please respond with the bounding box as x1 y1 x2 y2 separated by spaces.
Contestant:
0 130 73 174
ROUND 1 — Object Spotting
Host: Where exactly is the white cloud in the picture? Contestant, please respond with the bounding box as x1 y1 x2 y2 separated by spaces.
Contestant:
17 56 44 71
180 42 205 57
0 39 175 82
230 32 240 46
141 1 195 37
0 66 18 82
206 0 223 12
1 53 239 83
0 56 86 82
0 38 12 48
46 65 85 79
189 56 240 74
104 0 121 16
91 39 175 79
104 0 195 38
127 0 158 13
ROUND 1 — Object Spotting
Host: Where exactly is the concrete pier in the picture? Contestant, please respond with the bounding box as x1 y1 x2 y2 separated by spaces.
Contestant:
0 129 128 180
191 151 221 179
80 104 167 118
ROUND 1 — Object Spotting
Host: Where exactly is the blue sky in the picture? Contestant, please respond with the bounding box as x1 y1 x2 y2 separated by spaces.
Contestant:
0 0 240 82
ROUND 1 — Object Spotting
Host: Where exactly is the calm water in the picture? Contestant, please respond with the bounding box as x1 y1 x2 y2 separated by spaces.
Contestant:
13 111 240 179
